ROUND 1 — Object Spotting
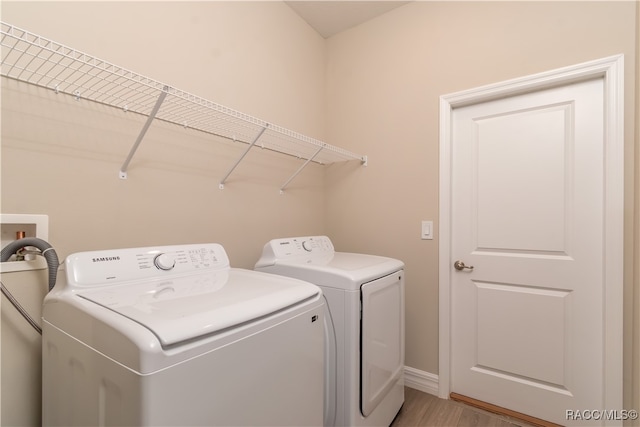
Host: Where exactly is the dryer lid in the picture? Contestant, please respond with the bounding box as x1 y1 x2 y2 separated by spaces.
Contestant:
257 252 404 290
255 236 404 288
77 269 319 347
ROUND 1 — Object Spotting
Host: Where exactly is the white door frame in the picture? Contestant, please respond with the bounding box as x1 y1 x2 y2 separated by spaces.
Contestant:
438 55 625 411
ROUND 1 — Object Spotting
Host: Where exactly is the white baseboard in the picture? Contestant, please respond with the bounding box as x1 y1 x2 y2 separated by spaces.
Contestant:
404 366 439 396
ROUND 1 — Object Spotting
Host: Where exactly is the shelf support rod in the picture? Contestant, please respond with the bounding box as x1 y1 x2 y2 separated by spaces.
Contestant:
119 86 169 179
279 144 325 194
219 125 268 189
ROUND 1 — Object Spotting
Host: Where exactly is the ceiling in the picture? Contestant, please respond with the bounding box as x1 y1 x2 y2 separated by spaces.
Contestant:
285 1 410 38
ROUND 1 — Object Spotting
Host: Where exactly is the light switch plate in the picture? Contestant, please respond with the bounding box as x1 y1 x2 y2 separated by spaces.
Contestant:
421 220 433 240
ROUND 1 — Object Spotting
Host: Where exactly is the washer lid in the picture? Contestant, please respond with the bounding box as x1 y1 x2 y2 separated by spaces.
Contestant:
77 269 319 347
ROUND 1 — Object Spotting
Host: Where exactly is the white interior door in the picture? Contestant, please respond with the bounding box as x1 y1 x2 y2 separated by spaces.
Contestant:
441 56 624 426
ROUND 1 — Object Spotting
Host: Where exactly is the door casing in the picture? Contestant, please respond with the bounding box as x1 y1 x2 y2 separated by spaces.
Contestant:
438 55 625 414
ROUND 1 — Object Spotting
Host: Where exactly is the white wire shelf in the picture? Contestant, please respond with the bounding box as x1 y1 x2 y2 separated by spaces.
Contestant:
0 22 367 191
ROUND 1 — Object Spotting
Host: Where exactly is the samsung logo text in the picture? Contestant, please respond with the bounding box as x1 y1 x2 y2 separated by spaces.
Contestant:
92 256 121 263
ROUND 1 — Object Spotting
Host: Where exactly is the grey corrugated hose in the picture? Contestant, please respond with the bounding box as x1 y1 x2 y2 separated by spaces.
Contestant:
1 237 59 291
1 237 60 335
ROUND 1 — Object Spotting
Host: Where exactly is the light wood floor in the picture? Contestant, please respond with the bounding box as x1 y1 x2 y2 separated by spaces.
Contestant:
391 387 538 427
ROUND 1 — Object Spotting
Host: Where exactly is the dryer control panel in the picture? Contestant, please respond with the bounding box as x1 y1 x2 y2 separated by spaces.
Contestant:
255 236 334 267
65 243 230 287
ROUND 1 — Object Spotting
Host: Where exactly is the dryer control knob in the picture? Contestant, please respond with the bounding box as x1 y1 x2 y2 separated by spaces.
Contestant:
154 253 176 271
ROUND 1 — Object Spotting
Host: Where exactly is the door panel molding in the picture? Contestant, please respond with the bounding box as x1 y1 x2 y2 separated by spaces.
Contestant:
438 55 624 416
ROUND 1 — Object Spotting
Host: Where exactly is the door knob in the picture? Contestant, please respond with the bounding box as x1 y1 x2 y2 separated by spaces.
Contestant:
454 260 474 271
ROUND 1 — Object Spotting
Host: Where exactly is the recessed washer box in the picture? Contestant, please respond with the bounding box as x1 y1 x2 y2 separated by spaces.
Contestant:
1 214 49 272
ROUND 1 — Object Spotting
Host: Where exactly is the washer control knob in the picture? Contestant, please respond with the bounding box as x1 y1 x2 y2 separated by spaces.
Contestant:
302 240 313 252
154 253 176 271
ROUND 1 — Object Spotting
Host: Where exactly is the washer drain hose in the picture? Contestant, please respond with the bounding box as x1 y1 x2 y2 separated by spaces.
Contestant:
0 280 42 335
1 237 60 291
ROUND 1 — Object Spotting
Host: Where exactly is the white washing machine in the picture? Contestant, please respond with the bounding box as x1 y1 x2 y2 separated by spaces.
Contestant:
42 243 325 427
255 236 405 427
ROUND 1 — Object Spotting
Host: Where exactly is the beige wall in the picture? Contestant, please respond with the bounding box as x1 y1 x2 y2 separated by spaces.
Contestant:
1 1 639 425
635 0 640 420
324 0 637 410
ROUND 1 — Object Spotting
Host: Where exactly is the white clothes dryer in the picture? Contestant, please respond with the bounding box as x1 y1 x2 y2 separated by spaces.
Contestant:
42 243 325 427
255 236 405 427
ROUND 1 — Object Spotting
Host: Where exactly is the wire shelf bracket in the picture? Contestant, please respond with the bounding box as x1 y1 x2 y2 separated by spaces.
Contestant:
219 125 268 189
279 144 325 194
0 21 368 189
119 86 169 179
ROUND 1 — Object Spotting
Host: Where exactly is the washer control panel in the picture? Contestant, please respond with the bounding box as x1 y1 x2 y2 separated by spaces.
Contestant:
255 236 334 267
65 243 230 287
